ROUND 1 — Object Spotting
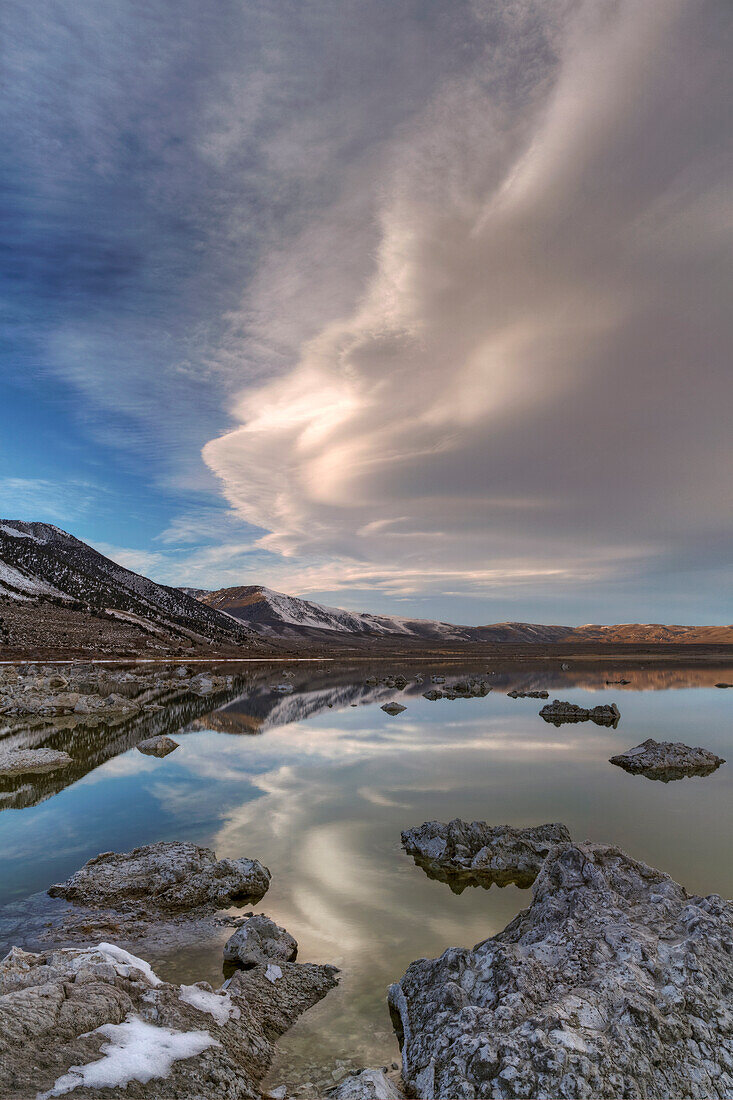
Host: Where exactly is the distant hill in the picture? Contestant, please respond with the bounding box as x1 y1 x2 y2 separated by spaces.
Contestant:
0 521 261 655
194 583 733 647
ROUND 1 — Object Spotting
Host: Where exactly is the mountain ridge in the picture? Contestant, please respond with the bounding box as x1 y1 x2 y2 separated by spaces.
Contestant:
195 583 733 647
0 521 263 654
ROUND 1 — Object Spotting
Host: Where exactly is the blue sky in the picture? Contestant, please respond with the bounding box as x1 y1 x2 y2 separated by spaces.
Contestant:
1 0 731 624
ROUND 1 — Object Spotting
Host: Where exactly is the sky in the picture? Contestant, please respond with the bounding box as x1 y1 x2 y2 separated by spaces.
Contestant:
1 0 731 625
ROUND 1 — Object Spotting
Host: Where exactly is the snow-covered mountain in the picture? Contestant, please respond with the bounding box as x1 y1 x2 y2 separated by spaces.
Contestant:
0 521 260 652
196 584 733 647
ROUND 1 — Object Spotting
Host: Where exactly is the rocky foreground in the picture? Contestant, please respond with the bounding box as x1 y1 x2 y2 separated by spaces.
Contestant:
4 831 733 1098
389 842 733 1099
0 942 337 1099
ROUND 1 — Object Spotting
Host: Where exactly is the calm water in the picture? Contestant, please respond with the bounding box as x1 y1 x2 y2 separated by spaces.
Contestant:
1 661 732 1087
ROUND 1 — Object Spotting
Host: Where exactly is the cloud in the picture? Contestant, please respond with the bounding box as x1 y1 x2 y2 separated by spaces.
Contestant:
202 1 733 605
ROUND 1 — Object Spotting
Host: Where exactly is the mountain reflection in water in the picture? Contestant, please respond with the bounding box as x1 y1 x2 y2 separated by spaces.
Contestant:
0 659 731 1086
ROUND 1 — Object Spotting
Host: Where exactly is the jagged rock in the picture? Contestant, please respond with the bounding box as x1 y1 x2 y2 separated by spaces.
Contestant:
329 1068 405 1098
48 842 271 913
0 747 72 776
507 689 549 699
421 689 443 701
610 738 725 782
401 820 571 892
388 842 733 1100
136 735 179 758
540 699 620 727
0 941 338 1099
381 703 406 716
223 914 298 969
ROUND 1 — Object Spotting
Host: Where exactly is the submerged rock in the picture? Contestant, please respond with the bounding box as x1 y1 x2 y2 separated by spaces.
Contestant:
0 747 72 776
329 1068 405 1098
401 820 571 892
48 842 271 913
136 735 179 758
0 940 338 1099
381 703 406 716
223 914 298 969
507 689 549 699
540 698 620 727
388 842 733 1100
610 738 725 782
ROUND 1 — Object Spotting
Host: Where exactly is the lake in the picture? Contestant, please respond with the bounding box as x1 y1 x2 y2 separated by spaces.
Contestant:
1 660 731 1090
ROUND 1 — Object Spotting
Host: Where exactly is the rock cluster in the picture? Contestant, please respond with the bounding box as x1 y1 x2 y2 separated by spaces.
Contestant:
422 678 490 701
401 820 571 892
48 842 271 914
0 664 234 722
0 941 338 1099
223 913 298 969
507 689 549 699
610 738 725 782
388 842 733 1100
540 698 620 727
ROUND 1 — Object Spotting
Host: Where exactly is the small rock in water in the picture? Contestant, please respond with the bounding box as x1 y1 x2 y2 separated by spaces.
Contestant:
223 913 298 968
715 682 732 688
136 735 179 757
48 841 271 913
609 737 725 781
402 819 571 892
540 699 620 727
507 689 549 699
0 747 72 776
381 702 406 716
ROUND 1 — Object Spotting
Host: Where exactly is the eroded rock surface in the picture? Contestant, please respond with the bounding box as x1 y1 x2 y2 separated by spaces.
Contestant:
507 689 548 699
0 940 338 1099
136 735 179 757
610 738 725 782
0 747 72 775
329 1068 405 1098
388 842 733 1100
381 703 406 716
540 699 620 727
224 914 298 969
48 842 271 914
401 820 571 892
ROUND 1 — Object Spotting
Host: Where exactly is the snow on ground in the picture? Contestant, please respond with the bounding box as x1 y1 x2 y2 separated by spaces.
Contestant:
179 984 241 1026
37 1014 219 1097
0 560 66 600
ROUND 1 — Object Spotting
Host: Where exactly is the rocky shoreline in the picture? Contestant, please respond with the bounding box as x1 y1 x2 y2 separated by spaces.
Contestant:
4 823 733 1099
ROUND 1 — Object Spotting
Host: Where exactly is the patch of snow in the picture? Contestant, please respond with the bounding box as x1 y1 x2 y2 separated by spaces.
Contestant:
0 561 66 599
0 523 41 541
37 1014 219 1097
179 984 240 1026
265 964 283 983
